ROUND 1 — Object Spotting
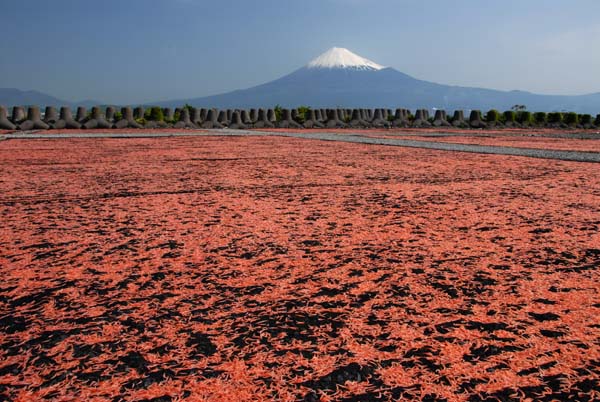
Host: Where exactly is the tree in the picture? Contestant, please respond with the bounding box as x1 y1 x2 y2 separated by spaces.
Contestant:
563 112 578 126
503 110 516 123
146 106 164 122
486 109 500 123
273 105 282 121
533 112 547 125
547 112 563 124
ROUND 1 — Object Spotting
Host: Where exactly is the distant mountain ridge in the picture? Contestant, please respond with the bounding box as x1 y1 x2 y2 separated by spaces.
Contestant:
0 88 100 108
154 47 600 114
3 48 600 113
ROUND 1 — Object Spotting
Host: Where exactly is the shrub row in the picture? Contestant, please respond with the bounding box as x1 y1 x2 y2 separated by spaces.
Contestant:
481 110 597 127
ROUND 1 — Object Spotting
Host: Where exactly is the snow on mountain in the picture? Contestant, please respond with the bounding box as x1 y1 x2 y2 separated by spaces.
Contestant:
306 47 385 71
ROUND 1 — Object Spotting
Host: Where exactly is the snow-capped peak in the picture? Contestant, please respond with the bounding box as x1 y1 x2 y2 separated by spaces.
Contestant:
306 47 385 71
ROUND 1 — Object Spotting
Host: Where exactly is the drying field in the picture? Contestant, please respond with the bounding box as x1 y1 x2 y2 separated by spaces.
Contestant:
0 135 599 401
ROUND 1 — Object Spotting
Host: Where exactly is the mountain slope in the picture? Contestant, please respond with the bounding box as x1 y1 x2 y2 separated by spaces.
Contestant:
0 88 69 107
0 88 101 108
155 47 600 113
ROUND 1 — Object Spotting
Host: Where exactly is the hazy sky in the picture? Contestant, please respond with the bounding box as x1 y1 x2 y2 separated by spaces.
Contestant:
2 0 600 104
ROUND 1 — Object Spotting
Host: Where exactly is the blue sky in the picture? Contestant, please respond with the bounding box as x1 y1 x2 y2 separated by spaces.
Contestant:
1 0 599 104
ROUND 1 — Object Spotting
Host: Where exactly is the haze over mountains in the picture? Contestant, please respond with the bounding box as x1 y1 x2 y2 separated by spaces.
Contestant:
0 88 100 109
3 48 600 113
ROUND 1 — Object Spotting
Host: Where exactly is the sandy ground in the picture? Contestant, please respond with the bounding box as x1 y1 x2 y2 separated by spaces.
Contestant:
0 136 599 401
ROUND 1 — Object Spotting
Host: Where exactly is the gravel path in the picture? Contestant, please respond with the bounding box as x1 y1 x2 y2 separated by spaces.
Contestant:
3 129 600 162
277 131 600 163
353 131 600 139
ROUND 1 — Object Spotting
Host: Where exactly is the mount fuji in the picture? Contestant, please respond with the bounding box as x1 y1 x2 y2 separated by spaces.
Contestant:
157 47 600 113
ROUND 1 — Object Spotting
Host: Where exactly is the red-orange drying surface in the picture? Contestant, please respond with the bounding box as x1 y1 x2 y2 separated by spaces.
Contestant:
0 136 599 402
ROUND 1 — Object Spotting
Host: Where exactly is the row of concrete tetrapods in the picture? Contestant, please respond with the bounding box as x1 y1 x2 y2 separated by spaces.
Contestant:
0 105 564 131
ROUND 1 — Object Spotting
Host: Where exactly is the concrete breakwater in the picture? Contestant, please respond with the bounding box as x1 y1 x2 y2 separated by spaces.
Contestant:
1 105 599 131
